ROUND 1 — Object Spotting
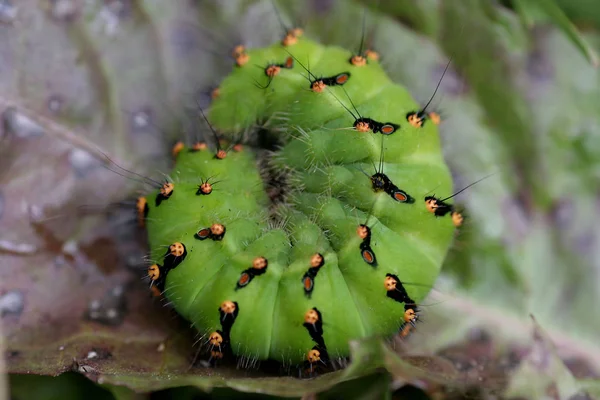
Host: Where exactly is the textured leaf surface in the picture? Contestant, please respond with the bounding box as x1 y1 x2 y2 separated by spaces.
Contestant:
3 0 600 398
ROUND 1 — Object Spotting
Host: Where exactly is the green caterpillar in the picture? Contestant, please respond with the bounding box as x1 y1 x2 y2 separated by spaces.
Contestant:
137 27 459 371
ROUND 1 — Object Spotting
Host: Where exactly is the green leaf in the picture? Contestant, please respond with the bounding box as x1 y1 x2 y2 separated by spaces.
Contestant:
10 373 115 400
504 318 583 399
513 0 599 66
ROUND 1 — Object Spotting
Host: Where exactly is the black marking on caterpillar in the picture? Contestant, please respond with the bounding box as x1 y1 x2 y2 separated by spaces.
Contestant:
354 118 400 135
302 307 329 375
207 330 226 364
147 263 168 294
424 196 453 217
195 223 226 241
219 300 239 333
303 307 324 346
236 257 268 290
283 48 351 93
384 273 414 305
155 181 174 206
147 263 164 283
360 241 377 266
425 173 496 227
163 242 187 270
206 300 239 365
371 172 413 203
354 137 414 204
301 253 325 297
384 273 420 334
372 137 414 203
356 222 377 267
304 345 330 376
328 86 401 135
406 60 451 128
147 244 186 297
254 56 295 90
319 73 351 88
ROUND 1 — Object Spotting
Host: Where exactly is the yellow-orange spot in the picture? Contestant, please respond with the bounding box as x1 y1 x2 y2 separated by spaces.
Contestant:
150 286 162 297
307 349 321 363
210 223 225 236
147 264 160 281
282 31 300 46
282 34 297 46
233 143 243 152
199 182 212 195
384 276 397 291
169 242 185 257
232 44 246 58
265 65 281 78
311 80 326 93
172 141 184 158
211 350 224 359
407 113 424 128
356 225 369 240
220 300 236 314
160 182 174 197
136 197 148 227
235 52 250 67
365 49 380 61
404 309 416 324
350 55 367 67
216 149 227 159
425 198 438 214
209 331 223 346
291 28 304 37
304 309 319 325
310 253 324 268
355 121 370 133
192 141 207 151
429 112 441 125
451 211 464 227
252 256 268 270
400 324 413 338
211 87 220 99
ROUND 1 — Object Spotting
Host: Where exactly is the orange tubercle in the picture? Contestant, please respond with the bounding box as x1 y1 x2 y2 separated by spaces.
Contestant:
350 55 367 67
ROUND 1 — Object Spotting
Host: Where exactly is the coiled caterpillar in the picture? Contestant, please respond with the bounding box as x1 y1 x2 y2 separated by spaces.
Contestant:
137 27 458 371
